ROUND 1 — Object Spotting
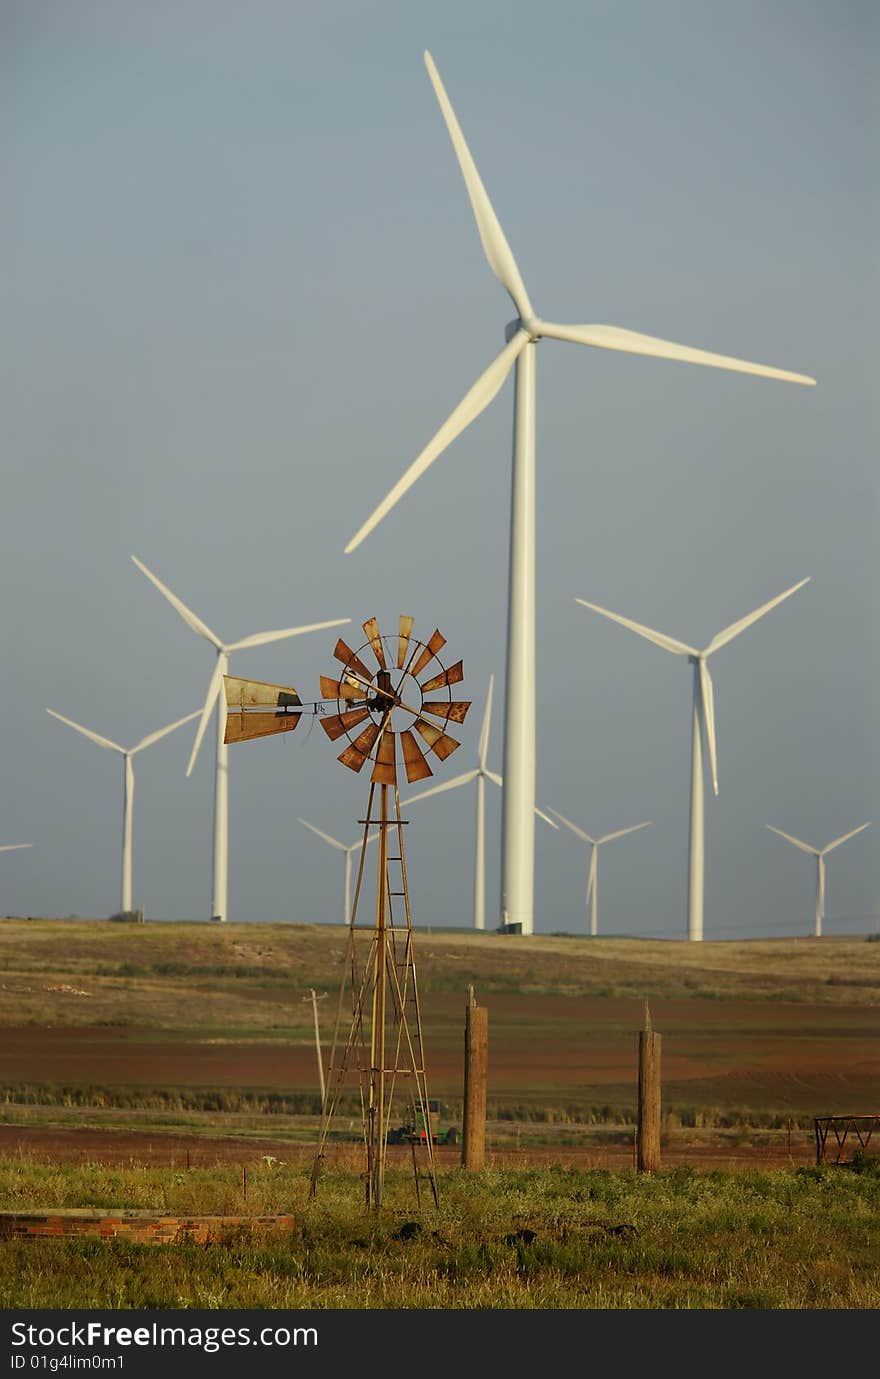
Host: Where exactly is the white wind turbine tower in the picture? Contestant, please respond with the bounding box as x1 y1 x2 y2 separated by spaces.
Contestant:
298 819 379 924
767 822 870 937
401 675 557 931
344 51 816 937
549 810 651 937
132 555 349 923
46 707 200 915
576 578 810 941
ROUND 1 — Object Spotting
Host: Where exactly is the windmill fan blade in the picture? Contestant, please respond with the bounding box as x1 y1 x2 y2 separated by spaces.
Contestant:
225 711 301 745
187 658 227 777
131 710 201 755
424 52 534 320
414 718 460 760
766 825 818 856
401 729 433 783
421 659 464 693
298 818 346 851
397 615 414 669
410 629 447 678
333 639 373 685
597 821 652 846
823 822 871 855
320 708 371 742
46 708 124 754
421 700 472 724
338 723 380 773
704 578 810 656
539 322 816 386
131 556 223 647
320 674 362 702
547 808 594 844
478 674 494 769
575 599 698 656
362 617 387 669
344 331 528 555
371 730 397 785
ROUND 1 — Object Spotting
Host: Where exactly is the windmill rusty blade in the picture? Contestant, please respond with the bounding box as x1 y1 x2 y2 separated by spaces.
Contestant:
421 700 472 724
410 628 446 679
222 676 302 745
320 707 371 742
362 616 387 669
338 721 380 772
401 728 432 783
320 674 362 702
371 729 397 785
333 640 373 685
420 659 464 693
396 615 414 669
414 717 460 760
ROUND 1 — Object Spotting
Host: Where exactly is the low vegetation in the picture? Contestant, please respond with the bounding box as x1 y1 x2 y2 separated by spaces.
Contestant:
0 1159 877 1308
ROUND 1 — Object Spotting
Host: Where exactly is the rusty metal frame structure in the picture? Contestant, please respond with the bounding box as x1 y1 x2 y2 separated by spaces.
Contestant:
308 617 471 1210
814 1114 880 1165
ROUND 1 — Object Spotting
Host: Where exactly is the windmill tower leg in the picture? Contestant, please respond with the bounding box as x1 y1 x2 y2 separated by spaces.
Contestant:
501 341 537 936
687 662 705 943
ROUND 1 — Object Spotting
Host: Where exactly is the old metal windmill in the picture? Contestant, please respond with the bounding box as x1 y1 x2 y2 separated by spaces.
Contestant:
311 616 470 1209
221 615 470 1211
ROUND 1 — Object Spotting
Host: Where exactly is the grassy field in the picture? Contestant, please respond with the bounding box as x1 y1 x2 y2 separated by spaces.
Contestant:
1 1158 878 1308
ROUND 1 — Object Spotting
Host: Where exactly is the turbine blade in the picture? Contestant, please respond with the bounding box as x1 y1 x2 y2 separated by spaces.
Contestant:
823 822 871 855
298 818 346 851
539 322 816 387
46 709 124 754
414 718 460 760
0 844 32 853
320 708 371 742
371 730 397 785
344 331 529 554
227 618 349 653
186 659 225 777
397 615 414 669
547 807 594 844
421 700 472 724
362 617 387 669
410 629 447 679
131 556 222 647
333 639 373 684
400 728 433 784
766 825 819 856
421 659 464 693
699 660 719 796
402 769 477 805
131 710 201 755
575 599 697 656
338 723 380 773
321 674 363 702
477 674 494 769
597 821 652 845
424 51 534 319
704 578 810 655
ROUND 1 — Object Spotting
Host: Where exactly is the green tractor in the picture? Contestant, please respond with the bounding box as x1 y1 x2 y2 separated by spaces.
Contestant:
387 1098 459 1146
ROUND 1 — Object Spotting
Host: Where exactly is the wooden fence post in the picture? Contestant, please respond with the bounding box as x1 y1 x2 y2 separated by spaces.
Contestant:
462 985 488 1171
637 1000 661 1173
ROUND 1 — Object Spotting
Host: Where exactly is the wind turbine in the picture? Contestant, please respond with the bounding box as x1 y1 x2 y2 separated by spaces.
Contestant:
132 555 349 922
401 674 557 930
298 818 379 923
576 578 809 941
46 707 200 915
344 51 816 937
549 810 651 936
767 822 870 937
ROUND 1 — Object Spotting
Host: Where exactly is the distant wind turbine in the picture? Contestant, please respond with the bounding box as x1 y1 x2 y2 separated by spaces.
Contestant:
132 555 349 922
576 578 809 941
46 707 199 915
298 818 379 923
401 675 557 931
549 810 651 936
344 50 816 938
767 822 870 937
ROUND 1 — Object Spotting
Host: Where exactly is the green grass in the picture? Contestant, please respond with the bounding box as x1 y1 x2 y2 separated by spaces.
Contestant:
0 1159 878 1308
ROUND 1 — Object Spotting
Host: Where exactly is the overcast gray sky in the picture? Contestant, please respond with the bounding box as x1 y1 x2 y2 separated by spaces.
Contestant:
3 0 875 938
